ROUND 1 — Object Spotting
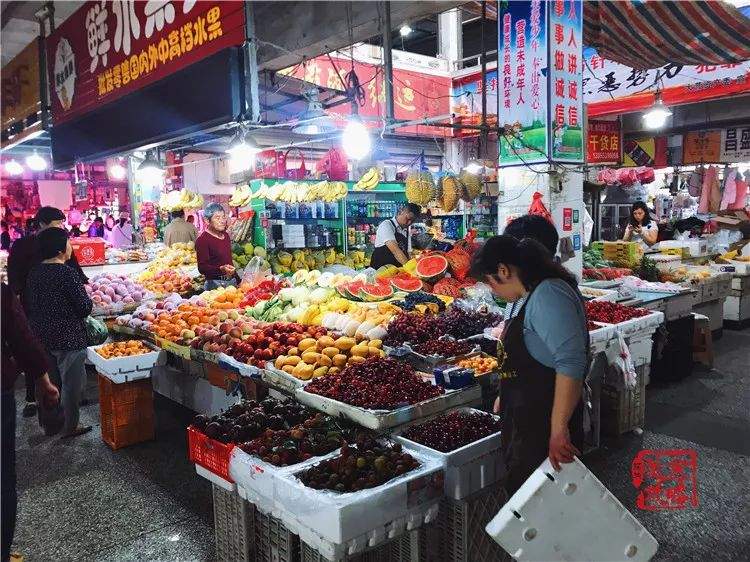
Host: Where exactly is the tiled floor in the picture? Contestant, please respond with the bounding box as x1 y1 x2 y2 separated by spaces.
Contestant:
10 329 750 561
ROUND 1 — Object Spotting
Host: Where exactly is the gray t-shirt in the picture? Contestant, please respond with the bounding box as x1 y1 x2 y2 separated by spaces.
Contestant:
503 278 588 379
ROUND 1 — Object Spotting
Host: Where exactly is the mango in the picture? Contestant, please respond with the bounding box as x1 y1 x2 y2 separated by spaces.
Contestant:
316 354 332 367
350 344 369 358
292 362 314 380
347 355 366 365
298 338 317 351
317 335 336 348
313 366 328 378
288 347 299 356
368 346 382 357
332 354 348 367
369 339 383 349
321 347 339 359
283 355 301 367
328 367 341 376
301 351 320 364
334 336 356 351
282 365 294 374
274 356 285 370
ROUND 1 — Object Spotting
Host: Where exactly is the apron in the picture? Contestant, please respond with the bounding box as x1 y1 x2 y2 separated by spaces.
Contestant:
498 288 585 497
370 219 408 268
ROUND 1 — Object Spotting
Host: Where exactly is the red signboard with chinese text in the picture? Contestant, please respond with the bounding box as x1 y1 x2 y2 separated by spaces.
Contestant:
279 56 451 136
46 0 245 125
587 119 620 164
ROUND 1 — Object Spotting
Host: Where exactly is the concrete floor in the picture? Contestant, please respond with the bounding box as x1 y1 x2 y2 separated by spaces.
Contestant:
10 329 750 561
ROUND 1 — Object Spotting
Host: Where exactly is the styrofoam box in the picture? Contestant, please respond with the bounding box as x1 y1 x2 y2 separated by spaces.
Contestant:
394 407 503 500
86 342 162 379
485 457 658 562
293 385 482 430
658 239 706 256
273 447 443 548
589 323 616 355
663 292 694 321
611 310 664 339
195 463 236 492
262 364 308 392
627 336 653 368
724 294 750 322
728 260 750 275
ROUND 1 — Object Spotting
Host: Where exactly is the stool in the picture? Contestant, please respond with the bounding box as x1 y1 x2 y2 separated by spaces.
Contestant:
692 313 713 368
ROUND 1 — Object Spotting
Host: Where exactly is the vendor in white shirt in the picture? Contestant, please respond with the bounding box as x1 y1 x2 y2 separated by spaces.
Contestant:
369 203 421 268
622 201 658 248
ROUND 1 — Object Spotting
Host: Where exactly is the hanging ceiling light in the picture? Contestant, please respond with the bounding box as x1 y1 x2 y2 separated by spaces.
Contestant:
4 159 24 176
642 92 672 130
226 124 258 172
108 159 127 180
463 159 484 174
136 150 164 185
292 87 337 135
342 111 371 161
399 24 413 37
25 151 47 171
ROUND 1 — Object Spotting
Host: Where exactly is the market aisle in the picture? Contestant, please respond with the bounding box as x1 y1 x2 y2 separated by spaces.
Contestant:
10 332 750 562
586 329 750 562
11 370 215 561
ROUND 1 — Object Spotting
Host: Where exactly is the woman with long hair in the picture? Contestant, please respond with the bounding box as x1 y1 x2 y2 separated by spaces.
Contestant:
471 235 588 495
622 201 658 247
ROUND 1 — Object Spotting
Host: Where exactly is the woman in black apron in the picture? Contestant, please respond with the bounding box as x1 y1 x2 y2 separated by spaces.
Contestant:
471 235 587 496
370 204 420 269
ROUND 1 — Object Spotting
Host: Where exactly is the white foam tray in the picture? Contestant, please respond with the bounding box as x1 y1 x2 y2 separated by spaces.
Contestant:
293 384 482 430
486 457 658 562
195 464 236 492
261 364 308 392
86 342 162 379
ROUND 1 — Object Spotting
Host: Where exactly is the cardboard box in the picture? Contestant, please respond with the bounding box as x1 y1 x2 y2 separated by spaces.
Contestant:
70 237 105 265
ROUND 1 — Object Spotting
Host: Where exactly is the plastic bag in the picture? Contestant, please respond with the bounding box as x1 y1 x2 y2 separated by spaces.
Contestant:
527 192 553 223
456 282 505 316
604 331 636 389
85 316 108 346
240 256 272 289
445 246 471 280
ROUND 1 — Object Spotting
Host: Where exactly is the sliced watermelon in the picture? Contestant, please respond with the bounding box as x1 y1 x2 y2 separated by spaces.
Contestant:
339 280 366 301
415 254 449 282
390 277 423 292
358 283 394 302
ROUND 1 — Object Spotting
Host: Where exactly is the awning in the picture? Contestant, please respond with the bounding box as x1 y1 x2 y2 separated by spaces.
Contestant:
464 1 750 69
583 0 750 69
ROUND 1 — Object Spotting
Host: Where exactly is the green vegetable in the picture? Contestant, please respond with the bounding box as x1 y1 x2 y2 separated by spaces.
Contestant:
636 256 660 282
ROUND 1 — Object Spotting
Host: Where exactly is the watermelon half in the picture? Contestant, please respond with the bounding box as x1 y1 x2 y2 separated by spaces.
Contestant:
358 283 394 302
336 280 365 301
415 254 449 283
390 277 423 292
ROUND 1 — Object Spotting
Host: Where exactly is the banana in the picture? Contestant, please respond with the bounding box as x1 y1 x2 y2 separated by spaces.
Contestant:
354 168 379 191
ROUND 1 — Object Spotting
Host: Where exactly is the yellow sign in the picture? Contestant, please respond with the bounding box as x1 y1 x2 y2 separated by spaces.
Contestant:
1 41 40 128
682 130 722 165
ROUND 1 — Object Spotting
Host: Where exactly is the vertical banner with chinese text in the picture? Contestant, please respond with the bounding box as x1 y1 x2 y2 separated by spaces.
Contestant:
548 0 583 162
46 0 246 125
498 0 548 166
587 119 621 164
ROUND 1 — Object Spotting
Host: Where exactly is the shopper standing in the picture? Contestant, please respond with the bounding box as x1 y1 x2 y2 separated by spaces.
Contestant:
163 209 198 247
369 203 420 268
622 201 658 248
7 207 88 418
87 216 104 237
108 215 133 248
25 228 93 439
471 235 587 496
195 203 236 290
0 221 10 251
103 214 115 245
1 284 60 562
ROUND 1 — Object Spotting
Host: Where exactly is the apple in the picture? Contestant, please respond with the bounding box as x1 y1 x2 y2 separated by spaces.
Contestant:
229 327 242 339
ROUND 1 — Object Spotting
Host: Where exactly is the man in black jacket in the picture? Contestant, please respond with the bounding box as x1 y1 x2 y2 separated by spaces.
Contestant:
7 206 87 418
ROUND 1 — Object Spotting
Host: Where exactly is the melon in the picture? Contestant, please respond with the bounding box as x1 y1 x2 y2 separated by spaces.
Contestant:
337 280 366 301
415 254 449 283
390 277 423 292
358 283 394 302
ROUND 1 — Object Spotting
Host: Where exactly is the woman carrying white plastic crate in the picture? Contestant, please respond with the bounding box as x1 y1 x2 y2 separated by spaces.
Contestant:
470 235 588 496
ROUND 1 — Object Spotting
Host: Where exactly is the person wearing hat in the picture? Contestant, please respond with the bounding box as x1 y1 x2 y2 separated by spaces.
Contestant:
370 203 421 269
6 207 87 418
195 203 236 290
24 227 93 439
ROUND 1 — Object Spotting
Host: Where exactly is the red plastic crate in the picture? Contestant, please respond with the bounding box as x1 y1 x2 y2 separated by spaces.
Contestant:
187 425 235 483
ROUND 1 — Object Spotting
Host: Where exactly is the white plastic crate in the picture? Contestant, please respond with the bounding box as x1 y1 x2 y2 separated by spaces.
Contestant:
394 408 503 500
254 508 300 562
485 457 658 562
86 342 161 379
589 323 616 354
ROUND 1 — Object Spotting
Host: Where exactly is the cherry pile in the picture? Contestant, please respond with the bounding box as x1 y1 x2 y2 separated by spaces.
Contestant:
192 398 312 444
585 301 649 324
401 410 502 452
239 413 367 466
412 338 473 357
383 311 443 347
587 320 602 331
439 307 502 340
298 437 419 492
305 357 444 409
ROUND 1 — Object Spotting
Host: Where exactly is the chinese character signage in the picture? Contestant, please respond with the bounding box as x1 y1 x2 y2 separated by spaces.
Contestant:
682 131 722 165
587 120 620 164
549 0 583 162
584 47 750 117
721 127 750 163
2 41 40 130
498 0 549 166
46 0 246 125
279 55 451 136
450 69 498 137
